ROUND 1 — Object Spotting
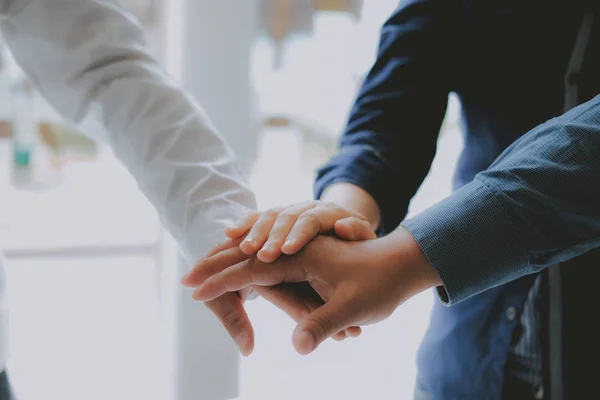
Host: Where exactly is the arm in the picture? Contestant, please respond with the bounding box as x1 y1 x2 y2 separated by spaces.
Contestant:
211 0 456 265
320 183 381 231
0 0 256 263
315 0 456 234
402 94 600 305
187 95 600 352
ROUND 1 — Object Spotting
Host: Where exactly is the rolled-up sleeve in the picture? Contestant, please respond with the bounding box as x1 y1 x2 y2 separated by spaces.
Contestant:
403 95 600 305
314 0 456 234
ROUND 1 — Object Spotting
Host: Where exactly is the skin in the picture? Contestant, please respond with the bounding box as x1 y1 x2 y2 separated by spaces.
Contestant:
183 224 441 355
191 183 414 355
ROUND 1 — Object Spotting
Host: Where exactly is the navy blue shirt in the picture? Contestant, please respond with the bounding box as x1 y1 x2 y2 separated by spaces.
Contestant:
314 1 594 399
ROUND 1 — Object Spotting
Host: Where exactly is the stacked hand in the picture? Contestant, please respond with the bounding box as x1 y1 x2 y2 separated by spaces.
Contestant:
182 201 440 355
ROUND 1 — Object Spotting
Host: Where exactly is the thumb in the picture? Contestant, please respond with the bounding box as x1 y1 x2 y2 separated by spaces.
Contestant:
334 217 377 241
292 291 354 355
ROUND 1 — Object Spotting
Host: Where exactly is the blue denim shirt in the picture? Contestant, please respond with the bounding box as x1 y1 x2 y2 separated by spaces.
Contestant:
403 94 600 383
314 1 594 399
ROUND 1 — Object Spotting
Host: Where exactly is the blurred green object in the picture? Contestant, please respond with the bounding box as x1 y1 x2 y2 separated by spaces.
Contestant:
13 146 30 167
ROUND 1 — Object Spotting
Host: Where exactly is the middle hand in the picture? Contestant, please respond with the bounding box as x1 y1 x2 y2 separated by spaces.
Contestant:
183 228 440 355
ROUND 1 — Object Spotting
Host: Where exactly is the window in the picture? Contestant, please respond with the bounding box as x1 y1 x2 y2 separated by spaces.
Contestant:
1 2 168 399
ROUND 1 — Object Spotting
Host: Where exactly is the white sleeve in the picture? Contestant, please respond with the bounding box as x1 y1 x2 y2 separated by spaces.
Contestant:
0 0 257 265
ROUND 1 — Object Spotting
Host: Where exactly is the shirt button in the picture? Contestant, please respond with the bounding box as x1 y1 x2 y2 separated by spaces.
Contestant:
505 306 517 321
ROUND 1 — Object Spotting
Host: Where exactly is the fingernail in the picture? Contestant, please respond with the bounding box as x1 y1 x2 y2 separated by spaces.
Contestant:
295 330 315 354
192 286 206 301
243 237 254 244
263 241 276 251
283 238 295 247
235 334 248 355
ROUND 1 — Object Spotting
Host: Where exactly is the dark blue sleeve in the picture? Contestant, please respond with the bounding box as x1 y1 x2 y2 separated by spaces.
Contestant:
402 95 600 305
314 0 456 234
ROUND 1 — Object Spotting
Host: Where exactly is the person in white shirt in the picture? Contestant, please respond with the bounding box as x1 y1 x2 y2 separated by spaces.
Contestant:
0 0 258 396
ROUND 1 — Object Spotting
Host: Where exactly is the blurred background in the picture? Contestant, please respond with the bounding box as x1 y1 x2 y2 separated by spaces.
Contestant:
0 1 463 399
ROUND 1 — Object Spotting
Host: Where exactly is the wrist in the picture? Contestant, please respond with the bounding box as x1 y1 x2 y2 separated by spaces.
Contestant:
380 225 442 304
321 182 381 230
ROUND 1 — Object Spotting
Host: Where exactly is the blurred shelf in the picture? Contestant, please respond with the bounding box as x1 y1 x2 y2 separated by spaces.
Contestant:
0 139 160 257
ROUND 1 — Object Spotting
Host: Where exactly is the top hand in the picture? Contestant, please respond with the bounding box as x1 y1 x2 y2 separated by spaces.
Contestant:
224 201 377 262
196 201 377 345
183 226 441 355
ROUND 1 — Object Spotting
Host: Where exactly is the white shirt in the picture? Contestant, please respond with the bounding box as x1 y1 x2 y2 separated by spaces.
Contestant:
0 0 257 370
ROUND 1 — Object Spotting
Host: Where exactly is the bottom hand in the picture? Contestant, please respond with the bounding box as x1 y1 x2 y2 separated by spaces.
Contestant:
252 283 362 341
203 288 255 356
189 228 364 344
184 227 440 355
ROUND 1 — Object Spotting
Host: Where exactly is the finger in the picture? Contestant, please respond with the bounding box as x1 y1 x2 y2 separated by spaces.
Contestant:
253 284 320 322
193 257 307 302
225 212 260 239
258 203 317 263
296 286 361 339
292 291 355 355
239 287 254 303
181 237 243 284
205 292 255 356
182 246 251 287
240 209 281 255
345 326 362 337
281 207 364 255
334 217 377 241
204 235 247 260
254 284 351 341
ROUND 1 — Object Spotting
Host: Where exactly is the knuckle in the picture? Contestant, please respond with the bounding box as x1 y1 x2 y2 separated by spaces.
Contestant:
347 216 364 225
281 206 301 217
309 314 333 338
266 234 284 244
243 258 256 280
298 212 319 225
277 211 297 223
265 233 281 242
263 209 281 219
220 310 245 332
240 212 258 223
321 201 338 210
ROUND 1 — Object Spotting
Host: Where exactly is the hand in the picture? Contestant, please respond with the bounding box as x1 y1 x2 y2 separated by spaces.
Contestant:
190 240 258 357
204 201 375 344
202 289 254 356
191 235 362 342
183 226 441 355
224 201 377 262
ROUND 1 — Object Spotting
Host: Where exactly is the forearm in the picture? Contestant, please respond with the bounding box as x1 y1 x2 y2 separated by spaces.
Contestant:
315 0 455 233
382 225 442 299
320 182 381 230
403 95 600 305
1 0 256 263
320 183 444 300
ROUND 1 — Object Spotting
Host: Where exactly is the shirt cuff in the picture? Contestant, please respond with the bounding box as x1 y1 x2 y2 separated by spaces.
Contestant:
401 178 530 305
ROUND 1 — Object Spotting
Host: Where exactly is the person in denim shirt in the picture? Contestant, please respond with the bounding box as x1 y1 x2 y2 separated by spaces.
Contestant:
187 1 600 399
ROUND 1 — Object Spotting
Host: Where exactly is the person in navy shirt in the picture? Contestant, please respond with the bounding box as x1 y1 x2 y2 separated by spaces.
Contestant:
186 1 600 399
312 1 599 399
